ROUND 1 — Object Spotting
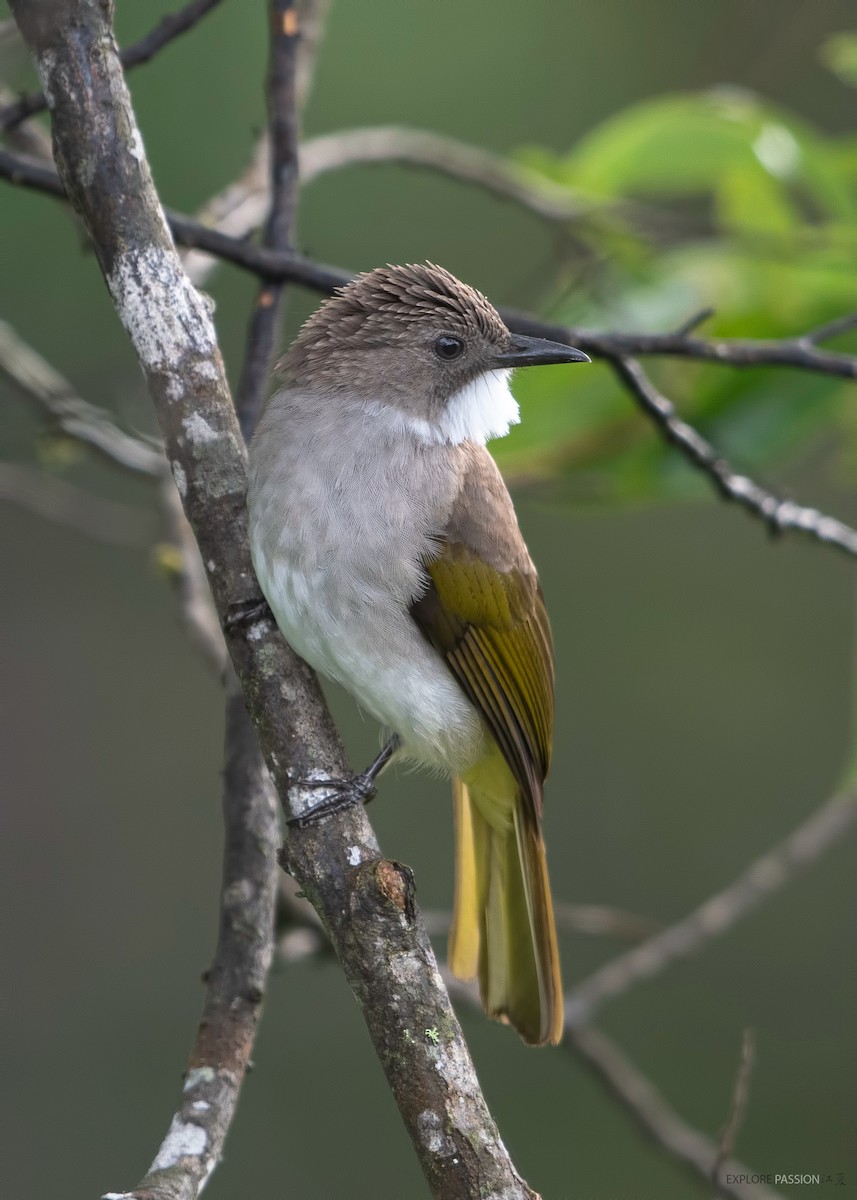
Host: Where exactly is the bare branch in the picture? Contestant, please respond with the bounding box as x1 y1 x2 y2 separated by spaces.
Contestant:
712 1029 756 1197
0 318 164 476
103 683 279 1200
3 146 855 558
159 478 229 674
234 0 301 439
801 310 857 345
5 145 854 384
299 125 600 223
0 461 153 544
181 0 331 288
440 969 781 1200
565 1024 783 1200
0 0 225 131
418 902 658 941
608 356 857 558
564 788 857 1029
10 6 537 1194
6 147 853 384
0 83 53 157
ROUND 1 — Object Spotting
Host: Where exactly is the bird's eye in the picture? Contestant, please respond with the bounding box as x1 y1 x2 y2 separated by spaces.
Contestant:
434 335 465 361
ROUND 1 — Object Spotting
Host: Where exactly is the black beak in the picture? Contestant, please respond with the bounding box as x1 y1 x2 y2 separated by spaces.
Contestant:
493 334 590 369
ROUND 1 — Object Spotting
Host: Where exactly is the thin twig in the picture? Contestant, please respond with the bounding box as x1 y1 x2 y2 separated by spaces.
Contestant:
103 682 279 1200
10 7 537 1195
801 311 857 345
0 0 225 131
0 84 53 157
299 125 601 223
565 1024 782 1200
234 0 301 439
608 356 857 558
712 1029 757 1197
440 969 781 1200
3 149 856 559
0 461 153 544
564 788 857 1029
418 903 658 941
4 144 855 384
0 318 164 476
3 147 855 561
159 478 228 674
180 0 331 289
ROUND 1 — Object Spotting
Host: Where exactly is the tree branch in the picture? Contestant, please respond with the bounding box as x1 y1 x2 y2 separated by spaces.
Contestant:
608 356 857 558
564 787 857 1029
4 144 854 380
441 970 781 1200
0 0 225 131
0 460 153 544
712 1028 756 1197
2 145 855 558
233 0 301 439
10 5 536 1195
103 682 279 1200
299 125 601 222
4 143 854 375
564 1024 783 1200
0 318 164 476
180 0 331 289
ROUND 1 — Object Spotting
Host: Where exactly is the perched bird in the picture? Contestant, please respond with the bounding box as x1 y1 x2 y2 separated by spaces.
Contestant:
247 263 588 1044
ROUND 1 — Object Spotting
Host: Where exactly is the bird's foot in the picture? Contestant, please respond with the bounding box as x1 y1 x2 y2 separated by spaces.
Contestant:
225 595 274 632
286 737 400 828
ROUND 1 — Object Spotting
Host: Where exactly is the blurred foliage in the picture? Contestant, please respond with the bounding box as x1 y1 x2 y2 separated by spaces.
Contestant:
493 88 856 500
820 31 857 89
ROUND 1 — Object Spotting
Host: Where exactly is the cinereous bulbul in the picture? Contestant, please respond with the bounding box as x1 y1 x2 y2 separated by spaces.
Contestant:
247 263 588 1044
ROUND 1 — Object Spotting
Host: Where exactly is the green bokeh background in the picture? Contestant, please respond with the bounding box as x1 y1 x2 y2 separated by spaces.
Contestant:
1 2 855 1198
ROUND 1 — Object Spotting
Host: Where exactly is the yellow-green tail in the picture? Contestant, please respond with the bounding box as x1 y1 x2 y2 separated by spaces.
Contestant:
449 776 563 1046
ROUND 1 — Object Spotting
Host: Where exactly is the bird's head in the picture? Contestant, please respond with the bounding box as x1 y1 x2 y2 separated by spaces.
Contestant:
281 263 589 445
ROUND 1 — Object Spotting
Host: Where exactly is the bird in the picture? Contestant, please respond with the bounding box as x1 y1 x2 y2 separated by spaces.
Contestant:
247 263 588 1044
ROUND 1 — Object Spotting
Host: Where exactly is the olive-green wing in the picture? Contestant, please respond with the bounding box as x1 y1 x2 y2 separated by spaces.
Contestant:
409 447 554 813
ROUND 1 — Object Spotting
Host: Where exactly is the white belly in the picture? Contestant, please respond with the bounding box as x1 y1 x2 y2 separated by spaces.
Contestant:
250 527 484 775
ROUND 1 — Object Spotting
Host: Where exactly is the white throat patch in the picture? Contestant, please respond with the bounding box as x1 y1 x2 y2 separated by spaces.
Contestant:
359 369 519 447
437 369 518 445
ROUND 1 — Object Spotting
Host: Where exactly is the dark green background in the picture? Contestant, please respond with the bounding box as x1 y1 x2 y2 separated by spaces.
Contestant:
2 2 855 1198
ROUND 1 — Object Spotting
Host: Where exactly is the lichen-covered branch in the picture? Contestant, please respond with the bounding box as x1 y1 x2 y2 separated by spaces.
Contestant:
564 787 857 1029
103 684 279 1200
9 4 537 1195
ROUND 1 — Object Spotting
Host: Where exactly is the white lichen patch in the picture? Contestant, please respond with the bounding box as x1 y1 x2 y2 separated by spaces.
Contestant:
150 1114 207 1169
183 411 220 445
247 621 268 642
106 246 217 374
35 51 57 107
171 461 188 497
288 767 338 818
128 125 146 163
191 1100 211 1113
165 376 184 403
347 845 362 866
184 1065 216 1092
416 1108 455 1157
